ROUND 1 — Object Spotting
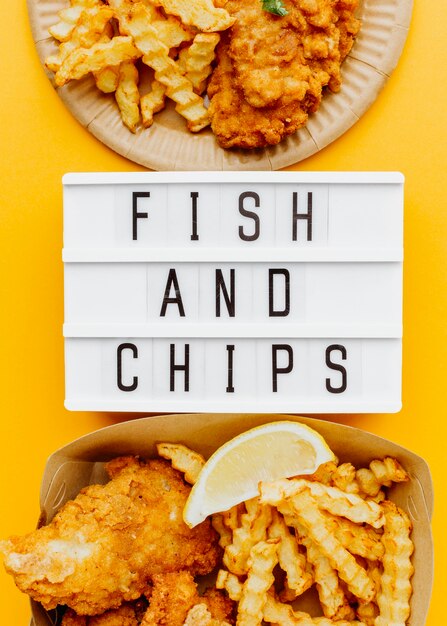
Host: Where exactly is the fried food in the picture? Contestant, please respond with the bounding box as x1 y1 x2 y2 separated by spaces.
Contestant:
0 457 220 615
49 0 102 43
268 508 313 598
212 453 413 625
237 540 279 626
223 498 272 576
140 570 199 626
260 485 376 601
55 36 140 86
109 0 210 131
45 0 231 133
208 40 309 149
260 478 385 528
115 60 141 132
140 570 235 626
375 501 414 626
62 600 147 626
178 33 221 94
157 442 206 484
152 0 234 32
141 81 167 128
45 0 361 148
207 0 361 148
183 603 232 626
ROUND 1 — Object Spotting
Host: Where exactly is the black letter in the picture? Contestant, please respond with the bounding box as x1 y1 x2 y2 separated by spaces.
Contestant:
226 345 235 393
160 269 185 317
272 344 294 392
325 344 347 394
170 344 190 391
292 191 312 241
216 269 235 317
132 192 149 240
269 269 290 317
191 192 199 241
117 343 138 392
239 192 260 241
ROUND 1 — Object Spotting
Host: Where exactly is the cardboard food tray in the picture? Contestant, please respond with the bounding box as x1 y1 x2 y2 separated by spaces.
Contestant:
29 413 433 626
27 0 413 171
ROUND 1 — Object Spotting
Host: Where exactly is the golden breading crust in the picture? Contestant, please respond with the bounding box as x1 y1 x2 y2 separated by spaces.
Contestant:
208 0 361 148
208 39 309 148
0 458 220 616
140 571 235 626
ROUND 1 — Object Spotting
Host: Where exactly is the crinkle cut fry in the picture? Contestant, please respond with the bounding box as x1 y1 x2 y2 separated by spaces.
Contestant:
115 60 140 132
237 540 278 626
286 517 354 621
305 537 354 620
355 561 381 626
46 6 115 72
95 64 120 93
216 569 242 601
49 0 102 42
109 0 210 131
212 513 232 549
356 458 409 498
156 442 205 484
260 484 375 602
281 502 383 562
140 81 167 128
151 0 234 32
268 508 313 598
223 499 272 576
178 33 221 94
323 513 384 561
140 1 195 48
223 503 245 531
215 574 364 626
303 458 408 500
263 593 366 625
213 504 245 550
262 478 385 528
375 501 414 626
55 36 140 86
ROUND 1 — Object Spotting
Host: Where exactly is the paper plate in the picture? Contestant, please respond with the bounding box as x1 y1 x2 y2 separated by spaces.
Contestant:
27 0 413 171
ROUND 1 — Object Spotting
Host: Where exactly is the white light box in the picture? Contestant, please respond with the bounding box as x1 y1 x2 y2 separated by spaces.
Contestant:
63 172 404 413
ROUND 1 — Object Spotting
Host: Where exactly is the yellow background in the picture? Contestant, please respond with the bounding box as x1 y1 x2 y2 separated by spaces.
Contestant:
0 0 445 622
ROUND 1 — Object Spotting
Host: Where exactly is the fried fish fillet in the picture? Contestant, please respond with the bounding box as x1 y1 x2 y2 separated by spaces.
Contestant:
61 573 235 626
140 570 235 626
208 0 360 148
62 599 148 626
0 457 220 615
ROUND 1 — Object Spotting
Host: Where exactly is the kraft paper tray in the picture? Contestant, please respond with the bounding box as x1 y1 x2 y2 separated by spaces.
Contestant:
29 413 433 626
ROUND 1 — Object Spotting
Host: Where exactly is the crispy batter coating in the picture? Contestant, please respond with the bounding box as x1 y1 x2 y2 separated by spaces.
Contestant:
140 571 235 626
207 0 360 148
208 39 309 149
62 601 144 626
0 458 220 616
140 570 199 626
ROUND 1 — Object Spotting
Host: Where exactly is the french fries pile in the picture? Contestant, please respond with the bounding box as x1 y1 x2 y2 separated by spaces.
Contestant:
158 443 415 626
45 0 234 132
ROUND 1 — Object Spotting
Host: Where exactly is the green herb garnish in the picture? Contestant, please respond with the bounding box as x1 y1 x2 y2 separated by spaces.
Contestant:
261 0 288 16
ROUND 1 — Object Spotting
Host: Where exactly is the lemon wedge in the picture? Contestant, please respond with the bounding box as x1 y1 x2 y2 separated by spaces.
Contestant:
183 421 335 527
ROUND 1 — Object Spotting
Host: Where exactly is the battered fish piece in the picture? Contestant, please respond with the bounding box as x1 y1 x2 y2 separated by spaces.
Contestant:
208 0 361 148
208 40 309 149
62 599 148 626
140 570 235 626
0 457 220 616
